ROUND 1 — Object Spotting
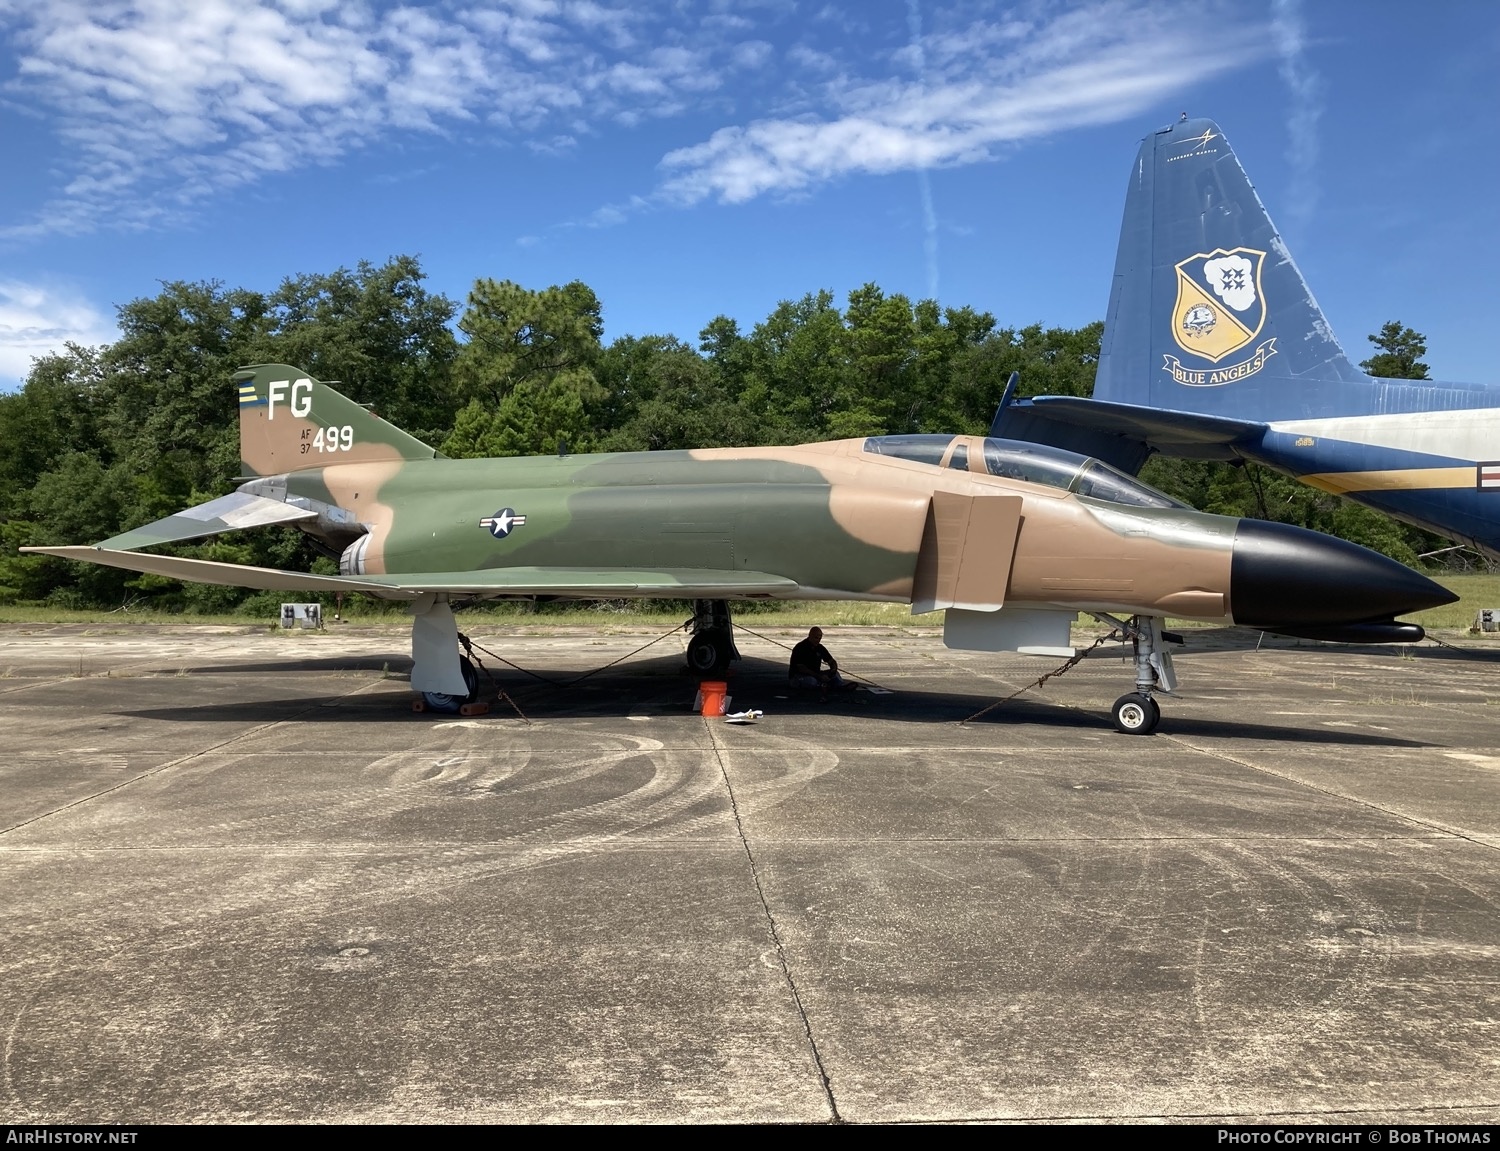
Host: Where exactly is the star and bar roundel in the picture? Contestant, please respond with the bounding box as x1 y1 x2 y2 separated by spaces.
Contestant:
479 508 527 539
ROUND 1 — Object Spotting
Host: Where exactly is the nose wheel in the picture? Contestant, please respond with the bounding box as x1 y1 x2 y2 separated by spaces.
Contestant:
686 628 733 676
1111 692 1160 735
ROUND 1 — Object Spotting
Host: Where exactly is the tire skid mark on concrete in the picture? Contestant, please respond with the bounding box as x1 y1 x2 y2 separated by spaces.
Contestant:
3 724 848 949
0 679 385 838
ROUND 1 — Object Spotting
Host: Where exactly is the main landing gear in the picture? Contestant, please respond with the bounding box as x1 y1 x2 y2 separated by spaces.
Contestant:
421 655 479 713
686 599 740 676
409 593 484 713
1092 614 1181 735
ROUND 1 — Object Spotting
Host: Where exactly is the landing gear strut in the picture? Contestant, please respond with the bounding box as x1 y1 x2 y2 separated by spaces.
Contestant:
686 599 739 676
1092 613 1179 735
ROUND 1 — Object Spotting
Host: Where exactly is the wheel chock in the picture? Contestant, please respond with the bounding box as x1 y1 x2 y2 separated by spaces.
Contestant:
411 696 490 716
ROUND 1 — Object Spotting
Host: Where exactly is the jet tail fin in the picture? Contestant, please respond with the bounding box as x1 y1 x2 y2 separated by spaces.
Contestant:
235 364 439 477
1097 117 1369 422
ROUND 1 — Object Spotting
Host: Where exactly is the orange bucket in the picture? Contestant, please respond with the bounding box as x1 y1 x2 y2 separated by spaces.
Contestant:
698 681 728 717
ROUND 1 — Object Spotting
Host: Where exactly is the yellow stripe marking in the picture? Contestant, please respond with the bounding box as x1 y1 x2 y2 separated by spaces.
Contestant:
1300 467 1475 494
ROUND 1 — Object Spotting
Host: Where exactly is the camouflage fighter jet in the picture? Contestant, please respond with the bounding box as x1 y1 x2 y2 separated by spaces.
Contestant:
23 364 1455 733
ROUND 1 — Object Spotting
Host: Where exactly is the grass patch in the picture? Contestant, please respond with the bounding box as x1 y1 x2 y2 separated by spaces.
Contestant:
0 604 266 627
1409 572 1500 632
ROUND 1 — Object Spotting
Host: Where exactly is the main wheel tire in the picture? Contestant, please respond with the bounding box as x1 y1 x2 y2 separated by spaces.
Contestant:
1112 692 1158 735
687 629 731 675
422 656 479 713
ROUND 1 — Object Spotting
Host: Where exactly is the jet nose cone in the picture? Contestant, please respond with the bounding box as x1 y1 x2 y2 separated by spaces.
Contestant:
1230 520 1457 630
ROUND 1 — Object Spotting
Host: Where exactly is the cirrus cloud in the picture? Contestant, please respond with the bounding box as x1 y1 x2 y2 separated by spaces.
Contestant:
1 1 1271 242
659 3 1269 205
0 0 763 237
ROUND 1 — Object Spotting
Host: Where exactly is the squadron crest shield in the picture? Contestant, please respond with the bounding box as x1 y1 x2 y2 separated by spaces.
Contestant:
1170 247 1267 362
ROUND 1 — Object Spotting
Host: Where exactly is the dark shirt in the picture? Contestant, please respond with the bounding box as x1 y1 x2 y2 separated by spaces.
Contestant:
789 638 834 680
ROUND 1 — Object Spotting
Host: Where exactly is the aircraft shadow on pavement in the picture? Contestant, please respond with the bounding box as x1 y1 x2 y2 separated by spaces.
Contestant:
111 652 1436 747
164 653 413 675
1107 626 1500 665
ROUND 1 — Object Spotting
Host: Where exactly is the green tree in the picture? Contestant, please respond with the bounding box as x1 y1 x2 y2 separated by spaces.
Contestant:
442 279 604 457
1360 321 1430 379
0 346 107 519
2 258 461 610
595 335 748 452
704 285 1008 444
932 321 1102 435
262 256 459 443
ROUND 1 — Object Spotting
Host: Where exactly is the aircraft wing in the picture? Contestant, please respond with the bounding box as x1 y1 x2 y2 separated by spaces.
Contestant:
992 396 1267 474
94 492 318 551
20 547 801 599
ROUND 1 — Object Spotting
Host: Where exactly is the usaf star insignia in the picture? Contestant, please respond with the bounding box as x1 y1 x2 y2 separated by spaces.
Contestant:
480 508 527 538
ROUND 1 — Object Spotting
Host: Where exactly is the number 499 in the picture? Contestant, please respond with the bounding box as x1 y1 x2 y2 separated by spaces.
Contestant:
314 425 354 452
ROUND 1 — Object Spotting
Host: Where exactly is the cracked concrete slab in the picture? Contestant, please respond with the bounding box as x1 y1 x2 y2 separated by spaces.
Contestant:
0 622 1497 1123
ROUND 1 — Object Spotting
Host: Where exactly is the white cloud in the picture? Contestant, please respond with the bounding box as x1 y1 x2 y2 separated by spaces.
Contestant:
1 1 1273 241
0 281 117 387
785 44 840 73
729 39 773 71
0 0 739 237
659 2 1269 205
1270 0 1324 231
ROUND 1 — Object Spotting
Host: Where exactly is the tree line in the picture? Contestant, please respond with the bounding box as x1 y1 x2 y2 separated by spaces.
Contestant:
0 256 1449 611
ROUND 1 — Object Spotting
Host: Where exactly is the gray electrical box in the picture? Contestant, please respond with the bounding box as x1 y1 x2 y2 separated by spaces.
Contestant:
280 603 323 629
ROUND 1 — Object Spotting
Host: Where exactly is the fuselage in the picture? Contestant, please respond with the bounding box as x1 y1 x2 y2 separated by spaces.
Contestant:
271 433 1448 633
1244 382 1500 557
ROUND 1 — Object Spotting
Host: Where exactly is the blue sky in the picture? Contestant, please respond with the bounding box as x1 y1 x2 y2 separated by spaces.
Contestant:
2 0 1498 390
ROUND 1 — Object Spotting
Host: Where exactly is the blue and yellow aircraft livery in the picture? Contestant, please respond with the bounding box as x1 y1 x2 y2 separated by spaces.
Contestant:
995 116 1500 560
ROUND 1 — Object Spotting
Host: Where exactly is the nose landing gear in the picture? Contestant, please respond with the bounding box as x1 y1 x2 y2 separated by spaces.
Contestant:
686 599 739 676
1093 613 1179 735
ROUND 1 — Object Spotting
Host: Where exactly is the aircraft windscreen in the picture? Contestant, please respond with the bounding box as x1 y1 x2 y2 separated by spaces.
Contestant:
1073 460 1185 508
862 435 955 466
982 439 1184 509
864 435 1184 509
981 440 1081 490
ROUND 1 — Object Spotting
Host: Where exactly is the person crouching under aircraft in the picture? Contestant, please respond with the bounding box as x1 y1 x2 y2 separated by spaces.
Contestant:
789 627 845 702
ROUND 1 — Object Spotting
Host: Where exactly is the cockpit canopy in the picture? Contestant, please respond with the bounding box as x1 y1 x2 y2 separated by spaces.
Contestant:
862 434 1185 510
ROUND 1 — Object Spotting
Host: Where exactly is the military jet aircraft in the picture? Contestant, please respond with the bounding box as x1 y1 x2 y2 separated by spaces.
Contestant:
994 115 1500 560
24 363 1454 733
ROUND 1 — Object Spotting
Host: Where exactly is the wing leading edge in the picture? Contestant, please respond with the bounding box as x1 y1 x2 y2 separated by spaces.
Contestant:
20 547 801 599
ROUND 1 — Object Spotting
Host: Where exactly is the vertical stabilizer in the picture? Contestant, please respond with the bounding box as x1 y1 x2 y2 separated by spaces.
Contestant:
235 364 438 477
1097 118 1368 420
